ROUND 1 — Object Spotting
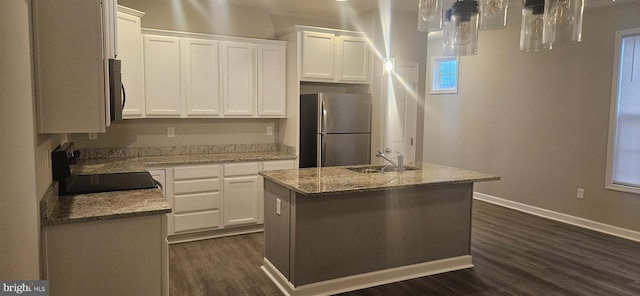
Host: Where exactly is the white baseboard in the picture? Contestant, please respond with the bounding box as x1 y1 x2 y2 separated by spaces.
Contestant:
262 256 473 296
473 192 640 243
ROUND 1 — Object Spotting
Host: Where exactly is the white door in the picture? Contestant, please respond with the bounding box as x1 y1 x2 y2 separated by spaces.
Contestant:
222 42 256 116
143 35 182 117
382 62 419 164
184 38 221 116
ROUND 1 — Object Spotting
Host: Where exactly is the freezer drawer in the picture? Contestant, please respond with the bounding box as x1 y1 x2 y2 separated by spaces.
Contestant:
320 133 370 167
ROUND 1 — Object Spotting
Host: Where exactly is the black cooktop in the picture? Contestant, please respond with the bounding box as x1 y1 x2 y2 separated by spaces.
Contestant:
63 171 158 195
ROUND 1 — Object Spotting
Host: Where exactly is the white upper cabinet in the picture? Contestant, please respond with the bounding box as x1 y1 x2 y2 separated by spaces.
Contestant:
258 45 286 117
301 31 336 80
117 6 145 119
184 39 221 116
297 28 370 84
337 36 370 83
143 35 183 117
140 29 286 119
33 0 117 133
222 42 257 116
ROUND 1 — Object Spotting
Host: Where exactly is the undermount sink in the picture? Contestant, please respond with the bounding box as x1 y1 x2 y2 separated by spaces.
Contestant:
346 165 419 173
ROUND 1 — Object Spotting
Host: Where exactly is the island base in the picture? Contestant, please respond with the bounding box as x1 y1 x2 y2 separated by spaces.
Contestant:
262 255 474 296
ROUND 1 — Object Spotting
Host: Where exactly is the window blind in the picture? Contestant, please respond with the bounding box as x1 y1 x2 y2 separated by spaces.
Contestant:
612 35 640 188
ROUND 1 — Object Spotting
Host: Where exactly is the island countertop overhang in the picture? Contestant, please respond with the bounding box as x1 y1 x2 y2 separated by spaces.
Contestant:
259 162 501 196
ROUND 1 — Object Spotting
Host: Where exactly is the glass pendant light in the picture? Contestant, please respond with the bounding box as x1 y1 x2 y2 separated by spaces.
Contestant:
520 0 551 51
542 0 585 46
450 0 480 56
443 9 455 56
418 0 444 32
479 0 508 30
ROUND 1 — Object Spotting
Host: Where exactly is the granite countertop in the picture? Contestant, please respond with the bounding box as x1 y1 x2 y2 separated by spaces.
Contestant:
259 162 500 196
73 150 297 174
41 182 172 226
41 145 296 226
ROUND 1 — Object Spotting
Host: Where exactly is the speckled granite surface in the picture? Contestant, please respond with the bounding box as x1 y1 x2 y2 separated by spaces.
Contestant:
77 143 294 160
41 182 171 226
73 150 297 174
259 162 500 196
41 144 295 226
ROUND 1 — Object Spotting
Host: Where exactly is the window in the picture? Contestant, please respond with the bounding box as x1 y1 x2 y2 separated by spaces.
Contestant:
606 28 640 194
430 56 458 94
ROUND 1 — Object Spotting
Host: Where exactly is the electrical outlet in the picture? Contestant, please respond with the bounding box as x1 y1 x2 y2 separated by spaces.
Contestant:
276 198 282 216
167 127 175 138
577 188 584 199
88 133 97 140
267 126 273 136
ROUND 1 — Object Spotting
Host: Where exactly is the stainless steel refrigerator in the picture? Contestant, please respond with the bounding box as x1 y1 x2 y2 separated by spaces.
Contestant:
299 93 371 168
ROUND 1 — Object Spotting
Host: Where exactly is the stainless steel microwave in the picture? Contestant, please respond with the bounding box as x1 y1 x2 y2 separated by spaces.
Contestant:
108 58 124 121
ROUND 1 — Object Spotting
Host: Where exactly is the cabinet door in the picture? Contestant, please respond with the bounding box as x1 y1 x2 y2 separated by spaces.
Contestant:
338 36 369 83
223 176 259 227
143 35 183 117
222 42 256 116
257 45 286 117
184 39 221 117
301 31 336 81
117 10 145 118
33 0 109 133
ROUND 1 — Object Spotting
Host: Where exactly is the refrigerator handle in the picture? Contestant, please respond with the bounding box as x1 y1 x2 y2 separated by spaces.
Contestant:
321 99 327 134
321 135 326 167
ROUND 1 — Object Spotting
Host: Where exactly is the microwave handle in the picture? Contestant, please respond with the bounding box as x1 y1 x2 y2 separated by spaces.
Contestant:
121 84 126 110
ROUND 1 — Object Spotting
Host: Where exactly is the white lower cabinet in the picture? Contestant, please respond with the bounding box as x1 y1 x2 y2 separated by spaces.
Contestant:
171 165 222 234
166 159 295 239
223 162 260 226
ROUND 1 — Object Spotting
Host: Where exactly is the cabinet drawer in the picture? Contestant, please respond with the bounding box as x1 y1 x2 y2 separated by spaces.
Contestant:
174 192 221 214
174 179 220 195
262 160 295 171
224 162 259 177
174 165 220 180
174 210 220 233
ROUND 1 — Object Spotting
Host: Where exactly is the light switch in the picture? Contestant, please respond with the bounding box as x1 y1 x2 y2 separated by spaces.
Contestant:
167 127 175 138
276 198 282 216
267 126 273 136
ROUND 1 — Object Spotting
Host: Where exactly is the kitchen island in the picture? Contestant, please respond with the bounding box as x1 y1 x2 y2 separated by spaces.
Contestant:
259 162 500 296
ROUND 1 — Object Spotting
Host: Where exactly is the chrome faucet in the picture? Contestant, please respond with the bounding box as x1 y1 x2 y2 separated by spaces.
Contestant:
376 151 404 170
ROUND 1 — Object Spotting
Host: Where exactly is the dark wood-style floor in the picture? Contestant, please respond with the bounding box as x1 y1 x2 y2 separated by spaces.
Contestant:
169 200 640 296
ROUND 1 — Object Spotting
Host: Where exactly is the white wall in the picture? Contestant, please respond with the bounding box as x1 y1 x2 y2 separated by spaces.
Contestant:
423 2 640 231
0 0 41 279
